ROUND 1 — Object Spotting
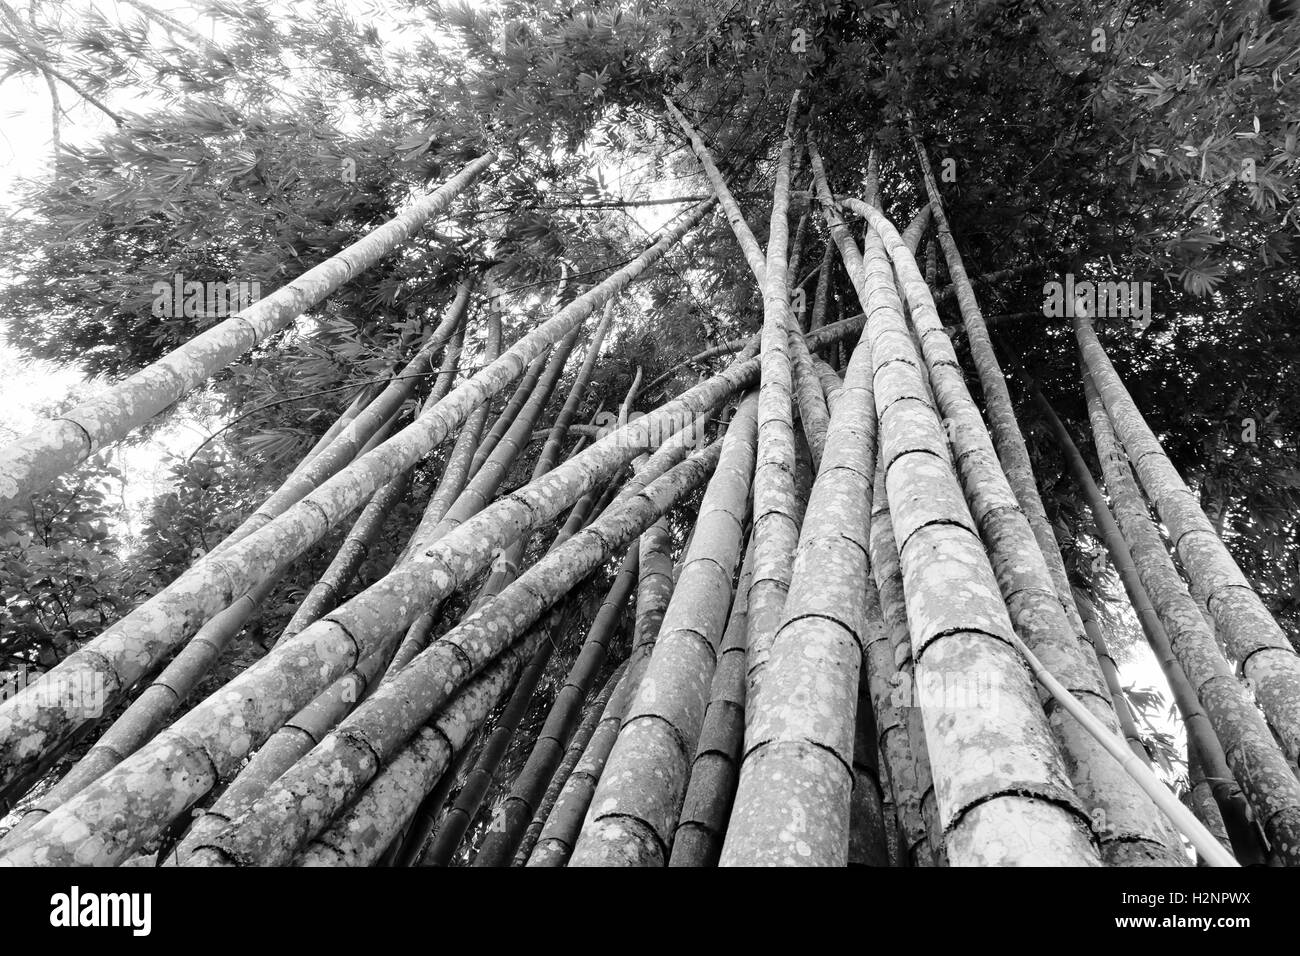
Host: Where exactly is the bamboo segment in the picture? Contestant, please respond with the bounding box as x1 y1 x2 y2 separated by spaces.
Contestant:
474 545 638 866
860 645 912 868
852 197 1184 865
848 659 890 867
1076 319 1300 765
469 349 552 477
420 628 557 866
295 624 549 867
514 660 628 865
1078 367 1300 864
0 201 714 799
0 155 495 509
570 394 757 866
527 659 644 867
810 241 833 335
809 144 1098 866
870 463 944 865
1187 750 1234 862
669 534 754 867
384 315 503 676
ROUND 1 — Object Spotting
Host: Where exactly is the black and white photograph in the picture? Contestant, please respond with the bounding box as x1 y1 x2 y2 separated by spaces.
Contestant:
0 0 1294 930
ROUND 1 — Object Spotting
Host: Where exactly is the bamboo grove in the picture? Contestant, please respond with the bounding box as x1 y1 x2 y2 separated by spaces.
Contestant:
1 16 1299 866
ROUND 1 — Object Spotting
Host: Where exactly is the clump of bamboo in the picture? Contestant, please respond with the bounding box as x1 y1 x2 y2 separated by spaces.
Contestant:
570 395 757 866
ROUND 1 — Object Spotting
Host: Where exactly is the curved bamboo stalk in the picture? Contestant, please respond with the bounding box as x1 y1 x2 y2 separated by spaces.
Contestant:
911 140 1105 702
0 155 494 510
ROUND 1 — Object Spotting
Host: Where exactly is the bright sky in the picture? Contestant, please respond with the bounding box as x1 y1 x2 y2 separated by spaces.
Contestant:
0 0 1185 781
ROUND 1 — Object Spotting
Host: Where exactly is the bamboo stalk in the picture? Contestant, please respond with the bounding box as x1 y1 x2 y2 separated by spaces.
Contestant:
0 156 495 509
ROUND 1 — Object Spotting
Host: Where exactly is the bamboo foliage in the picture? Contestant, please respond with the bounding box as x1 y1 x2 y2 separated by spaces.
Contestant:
0 155 495 510
808 144 1099 866
0 201 714 800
